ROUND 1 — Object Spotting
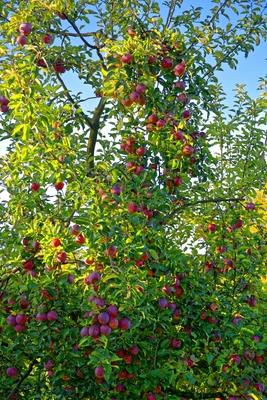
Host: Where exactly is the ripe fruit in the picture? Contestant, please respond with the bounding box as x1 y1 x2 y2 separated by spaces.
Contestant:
107 304 118 317
146 393 156 400
15 314 27 325
245 202 255 210
80 327 89 337
16 35 27 46
170 338 182 348
54 181 64 190
127 27 136 37
109 317 119 329
208 223 217 233
56 251 67 263
118 317 131 330
105 245 117 258
19 23 32 36
182 110 191 120
31 182 40 192
136 147 146 156
42 34 53 44
229 354 241 365
88 325 100 338
156 119 166 128
161 57 173 69
36 313 47 322
75 233 86 244
128 202 138 213
51 238 61 247
100 325 112 335
47 311 58 321
111 185 122 195
53 60 66 73
23 259 34 270
135 83 146 94
71 224 80 235
6 367 18 378
158 298 168 308
98 312 110 325
121 53 133 64
36 58 47 68
84 271 101 285
173 176 182 186
95 366 104 379
6 315 17 326
147 114 158 124
15 324 27 332
182 144 195 156
172 130 185 141
174 61 186 76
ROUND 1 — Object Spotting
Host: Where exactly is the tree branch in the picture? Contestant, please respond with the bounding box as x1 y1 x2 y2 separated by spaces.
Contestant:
164 196 245 222
205 0 231 26
86 97 107 174
64 17 106 69
56 73 94 129
7 359 37 400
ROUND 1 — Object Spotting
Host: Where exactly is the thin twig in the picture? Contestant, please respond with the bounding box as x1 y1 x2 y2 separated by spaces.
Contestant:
7 359 37 400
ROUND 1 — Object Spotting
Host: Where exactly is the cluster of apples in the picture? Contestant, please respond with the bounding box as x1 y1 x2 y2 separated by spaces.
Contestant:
16 22 53 47
80 304 131 338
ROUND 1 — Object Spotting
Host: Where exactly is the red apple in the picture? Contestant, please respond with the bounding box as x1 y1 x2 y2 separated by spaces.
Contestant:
174 61 186 76
53 60 66 73
31 182 40 192
56 251 67 263
109 317 119 329
208 223 217 233
98 312 110 325
121 53 133 64
118 317 131 330
100 325 112 335
84 271 101 285
147 114 158 124
47 311 58 321
147 55 157 64
80 327 89 337
16 35 27 46
128 202 138 213
15 314 27 325
75 234 86 244
19 23 32 35
105 245 117 258
54 181 64 190
6 367 18 378
161 57 173 69
182 144 195 156
6 315 17 326
95 366 104 379
51 238 61 247
127 27 136 37
42 34 53 44
182 110 191 120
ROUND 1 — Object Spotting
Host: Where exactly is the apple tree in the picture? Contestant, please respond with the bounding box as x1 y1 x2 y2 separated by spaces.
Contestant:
0 1 266 399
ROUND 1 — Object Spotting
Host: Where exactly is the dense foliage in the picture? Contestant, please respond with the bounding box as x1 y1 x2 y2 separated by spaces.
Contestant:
0 1 266 399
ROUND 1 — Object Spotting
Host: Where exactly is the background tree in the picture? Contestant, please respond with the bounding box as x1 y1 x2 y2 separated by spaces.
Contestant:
0 1 266 399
